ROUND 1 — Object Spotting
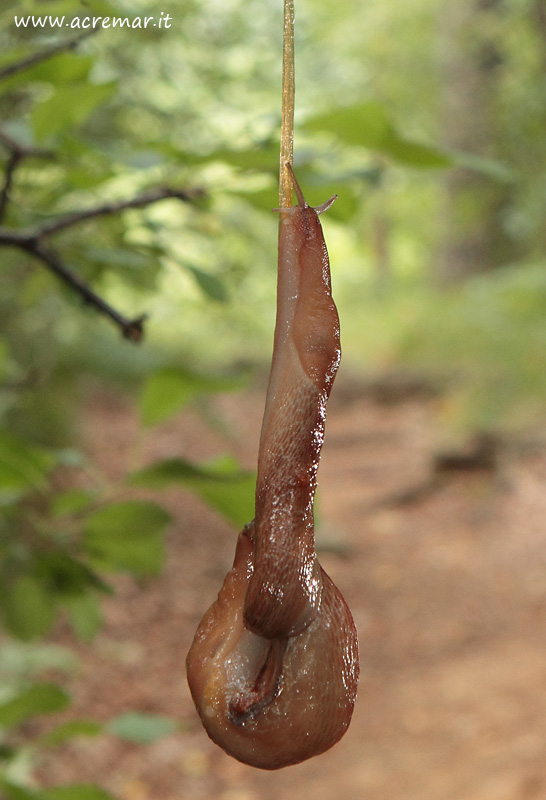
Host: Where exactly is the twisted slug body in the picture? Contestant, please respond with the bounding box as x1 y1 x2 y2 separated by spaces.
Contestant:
186 167 359 770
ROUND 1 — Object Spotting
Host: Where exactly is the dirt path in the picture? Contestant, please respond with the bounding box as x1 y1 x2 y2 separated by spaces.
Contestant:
37 383 546 800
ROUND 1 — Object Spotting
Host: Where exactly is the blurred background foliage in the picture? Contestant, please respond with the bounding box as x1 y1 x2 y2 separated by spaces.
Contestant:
0 0 545 795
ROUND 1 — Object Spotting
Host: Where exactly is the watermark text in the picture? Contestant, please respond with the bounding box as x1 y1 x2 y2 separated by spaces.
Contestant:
14 13 173 30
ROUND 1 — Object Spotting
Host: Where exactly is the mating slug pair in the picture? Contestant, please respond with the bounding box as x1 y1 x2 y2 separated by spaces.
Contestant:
186 166 359 770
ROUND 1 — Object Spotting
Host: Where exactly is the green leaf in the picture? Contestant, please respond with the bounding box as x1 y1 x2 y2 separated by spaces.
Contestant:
450 150 515 182
55 449 88 469
306 101 395 149
0 641 77 677
26 53 95 85
33 552 111 597
51 489 95 517
0 779 45 800
31 83 116 141
84 246 162 290
42 786 117 800
196 457 256 528
0 432 54 496
107 712 178 744
310 103 511 175
305 101 453 169
225 183 277 212
139 367 240 427
187 266 228 303
0 684 70 729
2 576 56 641
181 140 279 171
83 501 171 576
64 594 102 641
131 458 209 488
380 137 453 168
131 457 255 528
41 720 102 747
0 744 16 760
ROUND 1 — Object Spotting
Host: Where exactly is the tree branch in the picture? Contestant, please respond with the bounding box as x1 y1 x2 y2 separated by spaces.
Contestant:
0 29 97 83
0 30 90 219
0 129 52 224
0 34 192 342
0 128 52 159
0 185 205 341
0 150 21 223
0 186 203 246
27 240 146 341
34 186 204 237
0 186 204 246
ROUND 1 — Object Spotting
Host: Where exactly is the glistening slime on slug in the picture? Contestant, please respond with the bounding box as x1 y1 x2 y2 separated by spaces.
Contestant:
186 166 359 770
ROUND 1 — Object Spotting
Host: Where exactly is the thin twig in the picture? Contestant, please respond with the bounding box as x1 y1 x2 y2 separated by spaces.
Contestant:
0 129 52 223
279 0 295 208
0 186 203 245
0 34 199 342
26 240 146 341
0 128 52 159
0 29 97 83
0 151 21 223
34 186 204 237
0 185 204 341
0 228 34 246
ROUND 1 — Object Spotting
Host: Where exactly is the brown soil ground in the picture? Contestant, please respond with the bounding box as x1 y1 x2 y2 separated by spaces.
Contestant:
36 379 546 800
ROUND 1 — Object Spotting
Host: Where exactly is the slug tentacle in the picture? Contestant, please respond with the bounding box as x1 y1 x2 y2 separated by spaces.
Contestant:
186 168 359 770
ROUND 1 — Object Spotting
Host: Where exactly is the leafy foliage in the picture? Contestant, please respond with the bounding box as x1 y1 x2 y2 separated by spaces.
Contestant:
0 0 544 796
83 500 170 576
0 679 181 799
305 101 454 167
131 455 256 528
106 712 180 744
0 8 265 794
0 685 69 729
347 261 546 433
139 366 241 426
42 786 117 800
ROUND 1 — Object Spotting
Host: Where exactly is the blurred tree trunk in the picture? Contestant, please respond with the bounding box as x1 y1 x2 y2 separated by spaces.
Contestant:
438 0 514 282
371 168 391 297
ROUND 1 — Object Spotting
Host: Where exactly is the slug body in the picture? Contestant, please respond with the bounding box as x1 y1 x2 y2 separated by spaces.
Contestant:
186 168 359 770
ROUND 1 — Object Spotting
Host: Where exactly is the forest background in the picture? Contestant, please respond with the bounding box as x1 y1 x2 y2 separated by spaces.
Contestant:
0 0 545 798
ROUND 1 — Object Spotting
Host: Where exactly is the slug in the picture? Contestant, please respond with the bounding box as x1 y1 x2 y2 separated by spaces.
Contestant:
186 165 359 770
